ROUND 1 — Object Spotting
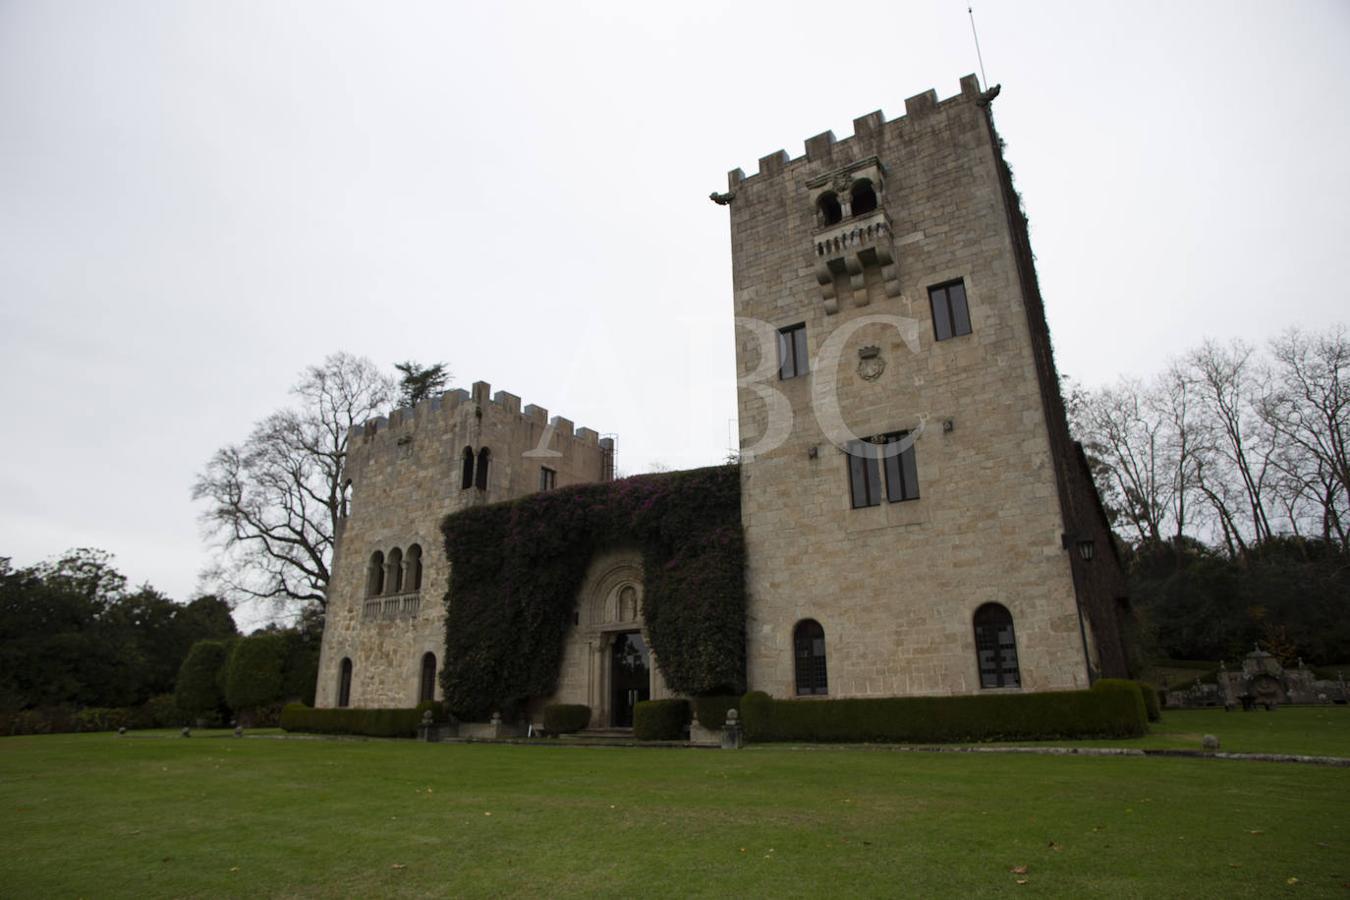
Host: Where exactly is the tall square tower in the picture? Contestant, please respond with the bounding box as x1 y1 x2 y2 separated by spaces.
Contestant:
722 75 1129 699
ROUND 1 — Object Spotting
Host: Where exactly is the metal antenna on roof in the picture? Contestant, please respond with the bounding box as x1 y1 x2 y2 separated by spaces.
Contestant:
968 5 989 90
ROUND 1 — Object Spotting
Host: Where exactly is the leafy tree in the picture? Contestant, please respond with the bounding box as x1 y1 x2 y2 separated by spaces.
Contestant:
394 360 450 408
194 353 393 610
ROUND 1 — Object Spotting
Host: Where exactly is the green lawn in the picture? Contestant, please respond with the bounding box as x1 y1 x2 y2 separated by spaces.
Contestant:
971 706 1350 757
2 723 1348 898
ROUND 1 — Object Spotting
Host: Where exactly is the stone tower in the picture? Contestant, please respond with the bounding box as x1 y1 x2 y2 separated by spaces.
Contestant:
721 75 1129 700
315 381 614 709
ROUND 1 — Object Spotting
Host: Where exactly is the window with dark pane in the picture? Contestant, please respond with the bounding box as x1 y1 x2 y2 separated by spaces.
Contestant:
973 603 1020 688
881 432 920 502
419 652 436 704
793 619 829 695
847 439 882 508
777 322 809 380
928 279 972 341
475 447 491 490
460 446 475 489
338 657 353 708
539 467 556 492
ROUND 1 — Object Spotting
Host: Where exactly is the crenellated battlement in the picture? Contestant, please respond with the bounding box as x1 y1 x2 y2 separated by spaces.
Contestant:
349 379 610 451
726 75 984 191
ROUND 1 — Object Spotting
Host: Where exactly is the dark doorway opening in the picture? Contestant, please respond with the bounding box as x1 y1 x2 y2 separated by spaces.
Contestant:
610 631 650 727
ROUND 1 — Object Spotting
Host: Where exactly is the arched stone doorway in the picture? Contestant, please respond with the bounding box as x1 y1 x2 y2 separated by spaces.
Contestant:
546 551 675 728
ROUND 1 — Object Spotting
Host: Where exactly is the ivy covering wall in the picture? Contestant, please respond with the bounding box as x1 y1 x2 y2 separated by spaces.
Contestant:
440 465 744 720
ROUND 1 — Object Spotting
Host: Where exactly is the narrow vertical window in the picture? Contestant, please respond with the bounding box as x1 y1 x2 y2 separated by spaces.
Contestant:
419 652 436 704
475 447 491 490
974 603 1021 688
882 432 920 502
847 439 882 508
338 658 353 708
929 279 972 341
405 544 422 592
539 467 556 491
387 547 403 594
793 619 829 695
777 323 808 380
367 551 385 597
460 446 475 490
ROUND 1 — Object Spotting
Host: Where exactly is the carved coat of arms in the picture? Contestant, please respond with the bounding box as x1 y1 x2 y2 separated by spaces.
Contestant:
857 346 885 381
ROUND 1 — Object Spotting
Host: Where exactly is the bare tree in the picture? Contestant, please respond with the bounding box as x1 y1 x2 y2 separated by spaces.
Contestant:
194 353 393 609
1262 327 1350 551
1075 378 1170 544
1186 340 1279 555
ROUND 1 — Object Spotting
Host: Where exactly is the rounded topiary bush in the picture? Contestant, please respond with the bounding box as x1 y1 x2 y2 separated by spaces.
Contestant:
633 699 689 740
542 703 591 734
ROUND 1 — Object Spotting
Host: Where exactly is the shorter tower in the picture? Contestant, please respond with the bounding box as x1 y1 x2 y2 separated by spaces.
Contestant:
722 75 1128 700
315 381 614 709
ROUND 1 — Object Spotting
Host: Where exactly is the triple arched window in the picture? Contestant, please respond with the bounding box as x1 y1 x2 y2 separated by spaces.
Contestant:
793 619 829 696
460 445 492 491
366 543 423 597
974 603 1021 688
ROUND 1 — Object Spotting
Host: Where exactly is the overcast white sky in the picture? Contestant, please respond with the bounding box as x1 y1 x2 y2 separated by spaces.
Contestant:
2 1 1347 613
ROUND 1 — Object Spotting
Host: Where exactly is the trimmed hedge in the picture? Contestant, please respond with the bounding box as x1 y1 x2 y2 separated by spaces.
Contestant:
440 465 745 721
542 704 591 734
692 695 738 730
634 699 690 741
1085 682 1150 723
738 684 1148 744
279 703 422 738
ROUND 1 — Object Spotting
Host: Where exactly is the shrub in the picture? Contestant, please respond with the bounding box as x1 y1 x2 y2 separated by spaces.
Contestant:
175 640 230 723
279 703 422 738
692 695 738 730
136 693 181 728
542 703 591 734
224 634 287 717
1138 683 1161 721
738 686 1147 744
633 699 690 741
415 700 449 724
73 707 131 733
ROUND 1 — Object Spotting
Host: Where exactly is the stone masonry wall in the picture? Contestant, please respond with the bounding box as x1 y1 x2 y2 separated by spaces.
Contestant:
727 75 1098 698
315 381 613 709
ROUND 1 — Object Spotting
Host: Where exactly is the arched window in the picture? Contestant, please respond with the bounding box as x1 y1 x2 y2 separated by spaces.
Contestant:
338 658 353 708
475 447 491 490
340 479 352 518
793 619 829 696
367 551 385 597
850 179 877 215
974 603 1020 688
817 191 843 226
461 446 475 490
387 547 404 594
406 544 422 592
419 652 437 704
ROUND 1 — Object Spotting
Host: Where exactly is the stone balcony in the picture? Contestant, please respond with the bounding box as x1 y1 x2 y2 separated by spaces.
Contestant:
813 208 902 313
362 592 422 622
